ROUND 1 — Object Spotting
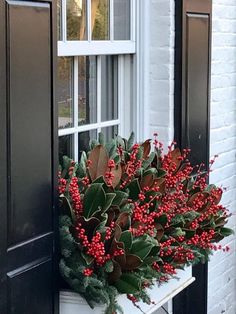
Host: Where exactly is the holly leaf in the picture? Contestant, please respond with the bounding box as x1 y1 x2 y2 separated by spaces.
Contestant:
83 183 106 218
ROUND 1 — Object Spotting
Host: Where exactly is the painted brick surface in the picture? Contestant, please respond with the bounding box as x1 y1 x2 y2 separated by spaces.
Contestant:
208 1 236 314
148 0 175 146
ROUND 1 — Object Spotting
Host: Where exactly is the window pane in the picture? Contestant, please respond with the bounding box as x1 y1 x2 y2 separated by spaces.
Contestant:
59 135 74 165
57 0 62 40
58 57 73 129
78 130 97 158
92 0 109 40
67 0 87 40
114 0 130 40
101 126 119 142
101 56 118 122
78 56 97 126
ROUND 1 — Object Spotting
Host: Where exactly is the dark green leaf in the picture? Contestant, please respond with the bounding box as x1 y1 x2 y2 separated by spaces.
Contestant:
127 179 141 200
113 191 128 206
83 183 106 218
114 273 141 294
103 193 116 212
120 231 133 251
127 132 135 150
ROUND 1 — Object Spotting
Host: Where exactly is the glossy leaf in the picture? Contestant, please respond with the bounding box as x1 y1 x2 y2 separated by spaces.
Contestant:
88 145 109 180
83 183 106 218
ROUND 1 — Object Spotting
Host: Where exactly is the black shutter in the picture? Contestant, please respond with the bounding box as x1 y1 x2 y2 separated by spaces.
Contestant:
0 1 58 313
174 1 212 314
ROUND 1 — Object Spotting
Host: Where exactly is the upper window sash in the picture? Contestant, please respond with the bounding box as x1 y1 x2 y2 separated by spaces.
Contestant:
58 0 136 57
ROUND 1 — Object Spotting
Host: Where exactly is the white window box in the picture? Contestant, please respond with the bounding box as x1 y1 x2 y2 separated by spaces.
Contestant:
60 267 195 314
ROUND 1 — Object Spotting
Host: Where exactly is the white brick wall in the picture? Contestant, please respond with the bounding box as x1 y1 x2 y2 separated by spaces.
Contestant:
208 1 236 314
148 0 175 145
146 1 236 313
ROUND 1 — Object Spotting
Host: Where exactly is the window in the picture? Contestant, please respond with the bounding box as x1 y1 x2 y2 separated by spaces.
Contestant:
57 0 136 162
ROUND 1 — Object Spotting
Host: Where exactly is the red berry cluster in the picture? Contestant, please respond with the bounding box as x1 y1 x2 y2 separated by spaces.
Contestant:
76 224 124 266
69 176 83 215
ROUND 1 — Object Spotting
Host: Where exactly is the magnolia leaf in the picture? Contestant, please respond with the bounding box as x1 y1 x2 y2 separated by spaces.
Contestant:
114 273 141 294
120 231 133 251
98 132 105 145
116 212 131 229
111 164 122 188
108 261 122 283
103 193 116 212
141 173 154 189
88 145 109 181
130 238 154 260
219 227 234 237
123 254 143 270
113 191 128 206
155 223 164 241
141 139 151 159
104 260 114 273
157 169 167 178
127 179 141 201
127 132 135 150
83 183 106 218
77 216 100 240
105 139 117 158
170 147 182 172
116 136 125 149
60 196 76 222
142 152 156 170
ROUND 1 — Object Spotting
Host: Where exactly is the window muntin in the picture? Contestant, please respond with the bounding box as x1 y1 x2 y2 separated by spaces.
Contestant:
57 0 135 161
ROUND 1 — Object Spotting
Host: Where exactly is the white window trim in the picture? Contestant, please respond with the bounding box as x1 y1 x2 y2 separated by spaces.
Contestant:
58 0 136 57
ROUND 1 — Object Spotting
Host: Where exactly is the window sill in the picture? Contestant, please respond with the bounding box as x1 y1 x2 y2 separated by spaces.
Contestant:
60 267 195 314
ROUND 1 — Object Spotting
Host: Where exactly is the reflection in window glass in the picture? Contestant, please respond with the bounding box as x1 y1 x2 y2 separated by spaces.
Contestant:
59 135 74 165
57 57 73 129
78 130 97 158
78 56 97 126
57 0 62 40
101 56 118 122
101 126 119 142
92 0 109 40
114 0 130 40
67 0 87 40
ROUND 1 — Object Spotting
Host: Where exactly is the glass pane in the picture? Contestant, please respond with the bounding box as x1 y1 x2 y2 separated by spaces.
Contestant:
57 57 73 129
101 56 118 122
78 56 97 126
101 126 119 142
92 0 109 40
57 0 62 40
59 135 74 165
67 0 87 40
78 130 97 158
114 0 130 40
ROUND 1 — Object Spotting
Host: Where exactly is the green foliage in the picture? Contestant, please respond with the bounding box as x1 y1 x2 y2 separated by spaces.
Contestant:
58 132 234 314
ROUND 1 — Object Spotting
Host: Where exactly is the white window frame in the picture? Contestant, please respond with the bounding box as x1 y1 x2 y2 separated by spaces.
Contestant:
58 0 137 161
58 0 136 56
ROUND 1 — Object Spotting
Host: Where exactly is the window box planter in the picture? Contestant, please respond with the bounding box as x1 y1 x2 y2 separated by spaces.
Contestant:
60 267 195 314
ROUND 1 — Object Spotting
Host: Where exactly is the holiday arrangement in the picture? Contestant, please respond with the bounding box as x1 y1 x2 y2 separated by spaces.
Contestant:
59 133 233 314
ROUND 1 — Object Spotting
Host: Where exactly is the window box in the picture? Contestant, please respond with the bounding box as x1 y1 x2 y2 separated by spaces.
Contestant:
60 267 195 314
